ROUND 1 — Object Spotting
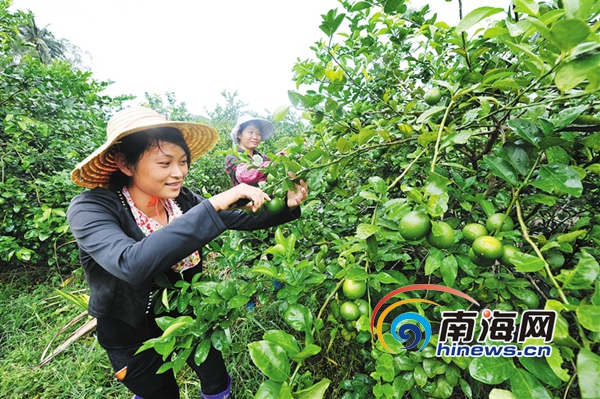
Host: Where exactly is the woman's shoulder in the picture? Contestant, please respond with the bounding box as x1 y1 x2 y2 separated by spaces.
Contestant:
176 187 204 211
68 188 123 212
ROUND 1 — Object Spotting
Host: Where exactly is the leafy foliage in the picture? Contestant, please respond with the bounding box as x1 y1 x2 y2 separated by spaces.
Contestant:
0 1 118 271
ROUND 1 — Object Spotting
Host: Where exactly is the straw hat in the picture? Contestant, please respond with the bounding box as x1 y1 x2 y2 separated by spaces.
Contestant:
70 106 219 188
230 114 275 144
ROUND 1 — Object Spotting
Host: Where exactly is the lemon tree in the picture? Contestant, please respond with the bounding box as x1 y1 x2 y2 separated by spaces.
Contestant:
128 1 600 399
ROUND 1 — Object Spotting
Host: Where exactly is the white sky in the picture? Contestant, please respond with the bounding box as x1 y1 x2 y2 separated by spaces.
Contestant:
9 0 509 116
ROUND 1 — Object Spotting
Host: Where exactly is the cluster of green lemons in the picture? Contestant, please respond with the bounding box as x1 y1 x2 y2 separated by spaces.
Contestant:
339 280 371 327
399 210 522 266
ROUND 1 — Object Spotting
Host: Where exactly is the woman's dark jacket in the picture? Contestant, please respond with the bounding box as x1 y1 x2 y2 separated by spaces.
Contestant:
67 187 300 330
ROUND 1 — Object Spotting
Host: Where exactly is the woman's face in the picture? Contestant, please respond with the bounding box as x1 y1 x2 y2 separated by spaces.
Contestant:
127 141 189 199
238 123 262 151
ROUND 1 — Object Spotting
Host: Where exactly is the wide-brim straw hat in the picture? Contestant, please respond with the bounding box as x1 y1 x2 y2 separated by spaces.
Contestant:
230 114 275 144
71 106 218 188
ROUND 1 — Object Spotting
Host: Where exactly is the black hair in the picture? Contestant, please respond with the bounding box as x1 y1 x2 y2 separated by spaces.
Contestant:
107 127 191 191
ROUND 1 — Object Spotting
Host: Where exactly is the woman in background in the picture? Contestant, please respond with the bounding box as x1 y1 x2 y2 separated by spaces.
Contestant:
224 114 274 186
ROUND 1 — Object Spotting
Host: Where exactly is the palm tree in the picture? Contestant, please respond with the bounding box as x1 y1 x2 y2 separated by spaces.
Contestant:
18 16 65 64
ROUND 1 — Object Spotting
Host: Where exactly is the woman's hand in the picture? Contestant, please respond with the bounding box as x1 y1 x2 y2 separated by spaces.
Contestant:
286 174 308 209
208 183 270 213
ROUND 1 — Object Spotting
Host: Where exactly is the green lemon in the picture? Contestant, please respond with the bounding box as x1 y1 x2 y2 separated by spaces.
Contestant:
244 205 264 216
486 213 514 233
518 290 540 309
472 235 504 260
342 279 367 300
274 187 287 199
325 174 339 186
424 88 442 105
468 248 495 266
399 211 431 241
462 223 488 244
546 250 565 269
340 301 360 321
344 320 355 332
426 221 455 249
264 197 285 214
355 299 372 317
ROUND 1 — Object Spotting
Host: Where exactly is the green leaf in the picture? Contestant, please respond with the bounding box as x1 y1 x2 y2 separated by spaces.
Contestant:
154 337 175 357
440 130 476 149
512 0 539 15
521 194 556 206
337 137 352 153
294 378 331 399
377 353 396 382
577 348 600 399
413 364 428 387
417 106 445 124
469 356 515 384
483 156 519 185
545 146 570 165
358 127 377 145
393 373 415 395
510 251 546 272
350 1 371 12
555 54 600 92
576 305 600 332
251 264 279 279
518 357 563 388
549 19 591 52
290 343 322 362
509 369 552 399
503 143 530 175
254 380 293 399
546 345 570 382
425 248 445 275
273 105 290 122
530 164 583 198
284 303 312 332
441 254 458 288
357 224 379 239
229 295 250 308
507 119 543 148
193 339 211 365
263 330 300 357
501 41 545 72
456 7 504 34
490 389 516 399
582 132 600 151
424 173 450 217
369 176 388 196
248 340 290 382
557 249 600 289
550 104 588 130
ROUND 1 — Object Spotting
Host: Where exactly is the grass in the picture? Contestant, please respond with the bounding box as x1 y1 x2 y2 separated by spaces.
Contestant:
0 261 358 398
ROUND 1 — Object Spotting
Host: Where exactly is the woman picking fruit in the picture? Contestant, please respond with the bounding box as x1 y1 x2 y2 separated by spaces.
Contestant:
224 114 275 186
67 107 308 399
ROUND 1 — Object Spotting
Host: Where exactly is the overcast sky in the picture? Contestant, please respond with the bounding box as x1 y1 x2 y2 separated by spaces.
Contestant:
9 0 508 117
